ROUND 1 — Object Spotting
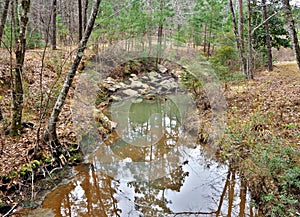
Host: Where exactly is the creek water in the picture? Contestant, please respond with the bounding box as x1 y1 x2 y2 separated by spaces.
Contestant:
31 97 260 217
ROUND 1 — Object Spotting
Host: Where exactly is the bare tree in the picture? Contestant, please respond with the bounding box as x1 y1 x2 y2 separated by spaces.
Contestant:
247 0 253 79
262 0 273 71
83 0 88 30
10 0 31 136
238 0 244 51
51 0 57 50
229 0 247 77
44 0 102 159
0 0 10 46
281 0 300 71
78 0 83 41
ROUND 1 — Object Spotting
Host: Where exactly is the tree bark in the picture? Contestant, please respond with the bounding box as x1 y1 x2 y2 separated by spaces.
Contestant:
203 24 207 53
0 104 3 121
156 0 165 65
238 0 244 51
262 0 273 71
247 0 253 79
44 0 102 158
282 0 300 71
10 0 30 136
229 0 247 77
207 3 214 58
78 0 83 41
0 0 10 46
83 0 88 30
51 0 57 50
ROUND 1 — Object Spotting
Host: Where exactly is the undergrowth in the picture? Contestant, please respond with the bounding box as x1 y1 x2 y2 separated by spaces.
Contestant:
222 112 300 216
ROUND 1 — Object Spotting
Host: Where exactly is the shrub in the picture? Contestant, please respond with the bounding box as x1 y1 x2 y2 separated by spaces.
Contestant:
209 45 243 82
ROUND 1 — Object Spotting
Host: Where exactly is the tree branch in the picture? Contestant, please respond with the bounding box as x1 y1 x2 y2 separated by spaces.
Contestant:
251 11 279 36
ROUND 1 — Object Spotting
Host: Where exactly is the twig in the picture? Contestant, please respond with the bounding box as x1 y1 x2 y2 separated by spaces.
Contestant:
31 169 34 201
49 166 63 175
3 203 18 217
173 210 218 216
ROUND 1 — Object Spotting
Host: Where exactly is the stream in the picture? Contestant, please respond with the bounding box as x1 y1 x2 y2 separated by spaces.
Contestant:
29 93 261 217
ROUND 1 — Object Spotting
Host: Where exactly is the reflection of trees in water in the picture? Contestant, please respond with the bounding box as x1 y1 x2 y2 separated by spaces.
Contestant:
111 98 181 162
43 165 121 217
128 163 189 216
42 158 261 217
41 98 261 217
172 167 260 217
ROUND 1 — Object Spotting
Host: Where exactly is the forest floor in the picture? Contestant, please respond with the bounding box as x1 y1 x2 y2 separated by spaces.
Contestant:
222 61 300 216
0 48 300 216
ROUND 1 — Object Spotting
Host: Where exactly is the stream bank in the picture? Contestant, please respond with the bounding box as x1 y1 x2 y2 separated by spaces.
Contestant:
22 59 262 217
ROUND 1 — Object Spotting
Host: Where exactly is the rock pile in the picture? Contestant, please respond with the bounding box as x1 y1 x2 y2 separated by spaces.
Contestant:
101 65 186 102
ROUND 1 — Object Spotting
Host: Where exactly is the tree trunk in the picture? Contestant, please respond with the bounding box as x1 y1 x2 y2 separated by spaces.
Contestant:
203 24 207 53
247 0 253 79
157 23 163 65
207 3 214 58
83 0 88 30
51 0 57 50
262 0 273 71
229 0 247 76
238 0 244 51
44 0 102 159
0 104 3 121
10 0 30 136
156 0 164 66
78 0 83 41
282 0 300 71
0 0 10 46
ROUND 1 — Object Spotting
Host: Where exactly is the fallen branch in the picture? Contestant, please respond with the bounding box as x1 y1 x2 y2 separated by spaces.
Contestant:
3 203 18 217
173 210 218 216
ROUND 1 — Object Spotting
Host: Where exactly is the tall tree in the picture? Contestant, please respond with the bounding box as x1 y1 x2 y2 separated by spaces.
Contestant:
45 0 102 159
262 0 273 71
51 0 57 50
83 0 88 30
78 0 83 41
207 1 214 57
157 0 165 65
237 0 247 75
229 0 247 77
10 0 31 136
238 0 244 51
281 0 300 71
0 0 10 46
247 0 253 79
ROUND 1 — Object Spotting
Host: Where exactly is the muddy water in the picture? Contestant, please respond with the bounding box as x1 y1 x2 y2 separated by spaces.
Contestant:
39 98 260 217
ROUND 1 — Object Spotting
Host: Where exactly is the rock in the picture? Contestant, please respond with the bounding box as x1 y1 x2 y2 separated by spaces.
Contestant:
111 95 121 101
106 77 115 84
131 97 143 104
149 71 159 77
115 84 122 89
141 76 149 81
130 80 143 88
159 79 178 89
118 82 127 88
130 80 150 90
129 76 138 81
130 73 138 80
158 64 168 73
138 88 147 95
123 89 138 97
144 93 156 100
102 83 118 92
108 87 118 92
